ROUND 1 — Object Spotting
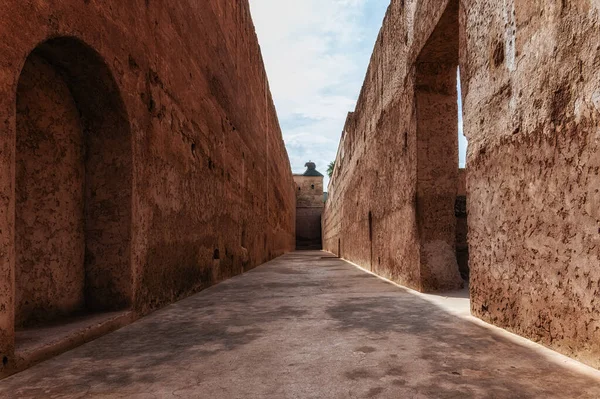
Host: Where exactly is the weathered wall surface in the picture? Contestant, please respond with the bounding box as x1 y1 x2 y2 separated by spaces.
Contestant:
294 175 324 249
0 0 295 369
15 53 86 327
324 0 600 368
465 0 600 368
295 175 324 207
323 0 462 291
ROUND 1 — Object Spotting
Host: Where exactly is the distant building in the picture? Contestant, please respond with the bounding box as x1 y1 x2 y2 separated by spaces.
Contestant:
293 161 324 250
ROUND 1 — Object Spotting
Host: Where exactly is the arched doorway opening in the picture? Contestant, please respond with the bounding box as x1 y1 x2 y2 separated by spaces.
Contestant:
15 37 133 332
415 0 465 291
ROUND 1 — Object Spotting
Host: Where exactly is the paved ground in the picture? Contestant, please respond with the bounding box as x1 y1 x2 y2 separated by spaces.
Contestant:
2 251 600 398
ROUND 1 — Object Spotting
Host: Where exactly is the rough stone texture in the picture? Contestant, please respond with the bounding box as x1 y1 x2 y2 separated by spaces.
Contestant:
324 0 463 293
324 0 600 368
294 174 324 250
0 0 294 373
465 0 600 369
0 251 599 398
15 39 135 329
16 53 86 327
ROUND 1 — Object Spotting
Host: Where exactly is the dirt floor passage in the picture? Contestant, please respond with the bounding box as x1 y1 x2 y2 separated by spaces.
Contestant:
1 251 599 398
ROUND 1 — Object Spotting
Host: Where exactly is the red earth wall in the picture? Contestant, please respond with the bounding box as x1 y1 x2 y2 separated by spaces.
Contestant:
324 0 600 368
0 0 295 371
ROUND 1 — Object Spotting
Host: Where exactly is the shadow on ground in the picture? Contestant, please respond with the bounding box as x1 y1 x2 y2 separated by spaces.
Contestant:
0 251 599 398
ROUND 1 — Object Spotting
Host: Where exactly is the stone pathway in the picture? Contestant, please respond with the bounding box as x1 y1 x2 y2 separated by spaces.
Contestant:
1 251 600 398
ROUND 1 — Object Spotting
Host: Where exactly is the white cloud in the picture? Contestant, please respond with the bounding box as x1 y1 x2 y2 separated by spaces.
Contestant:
249 0 390 186
250 1 469 185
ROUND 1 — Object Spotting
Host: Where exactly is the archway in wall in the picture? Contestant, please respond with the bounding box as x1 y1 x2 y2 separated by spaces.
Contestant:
415 0 464 291
15 37 133 330
456 68 469 282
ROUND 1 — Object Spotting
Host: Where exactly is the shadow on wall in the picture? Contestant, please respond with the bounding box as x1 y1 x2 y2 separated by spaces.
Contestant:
415 0 463 292
15 36 133 329
455 169 469 280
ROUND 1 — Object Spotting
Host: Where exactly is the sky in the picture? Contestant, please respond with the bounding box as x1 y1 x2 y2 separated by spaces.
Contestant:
249 0 467 187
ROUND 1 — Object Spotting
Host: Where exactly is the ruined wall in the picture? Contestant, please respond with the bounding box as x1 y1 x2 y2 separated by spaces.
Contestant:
324 0 462 291
0 0 295 368
324 0 600 368
294 175 324 249
464 0 600 368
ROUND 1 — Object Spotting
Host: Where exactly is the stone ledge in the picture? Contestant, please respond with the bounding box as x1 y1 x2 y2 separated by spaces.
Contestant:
2 311 135 379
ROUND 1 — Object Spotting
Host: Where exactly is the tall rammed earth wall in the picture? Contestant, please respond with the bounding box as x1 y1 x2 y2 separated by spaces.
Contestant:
0 0 295 367
465 0 600 369
324 0 600 368
324 0 463 292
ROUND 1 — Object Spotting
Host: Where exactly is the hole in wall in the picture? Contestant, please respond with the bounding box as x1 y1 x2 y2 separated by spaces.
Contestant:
2 356 7 366
493 40 505 67
368 211 373 241
213 249 220 260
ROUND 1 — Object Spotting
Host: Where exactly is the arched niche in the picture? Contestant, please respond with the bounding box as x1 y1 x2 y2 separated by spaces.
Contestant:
15 37 132 327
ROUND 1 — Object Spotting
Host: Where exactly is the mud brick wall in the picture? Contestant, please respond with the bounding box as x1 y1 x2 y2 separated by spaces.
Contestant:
0 0 295 368
324 0 600 368
324 0 463 292
465 0 600 368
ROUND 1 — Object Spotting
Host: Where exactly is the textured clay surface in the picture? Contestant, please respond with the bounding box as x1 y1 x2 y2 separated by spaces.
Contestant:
0 0 295 373
294 175 324 249
324 0 600 368
464 0 600 369
15 53 86 327
324 0 463 292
